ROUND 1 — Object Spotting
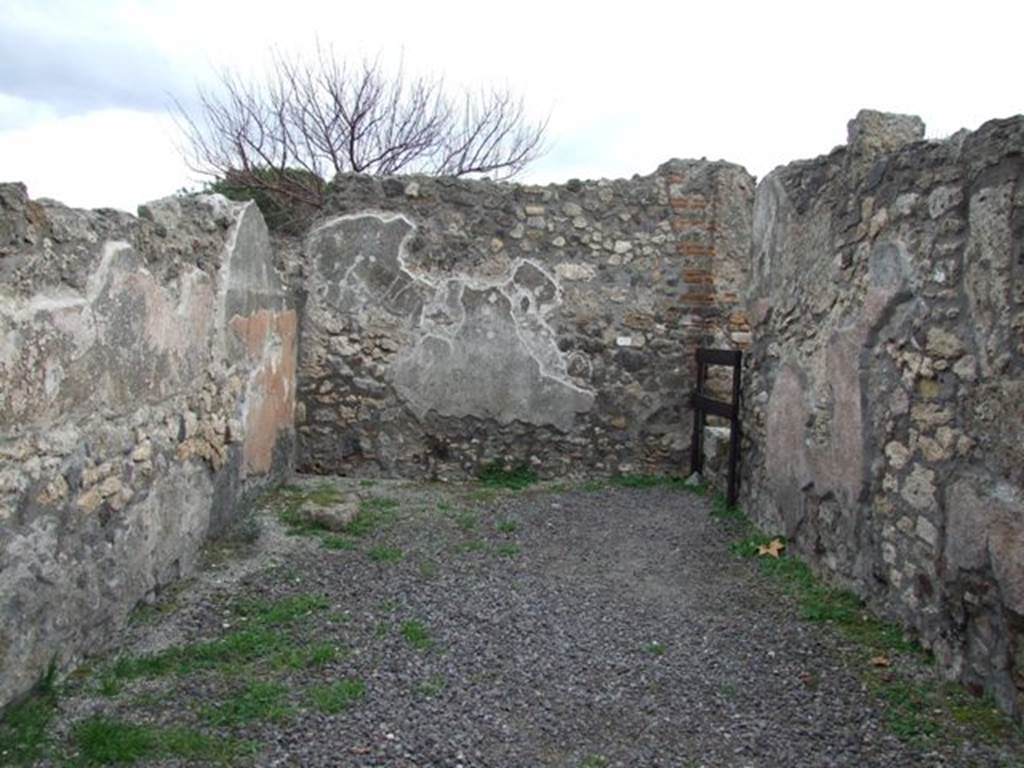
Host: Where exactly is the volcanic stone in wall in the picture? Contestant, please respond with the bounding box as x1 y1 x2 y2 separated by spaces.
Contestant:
306 212 595 433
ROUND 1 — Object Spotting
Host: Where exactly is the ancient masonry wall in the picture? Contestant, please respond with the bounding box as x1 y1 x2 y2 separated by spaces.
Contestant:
0 185 297 708
2 108 1021 720
293 163 753 479
741 113 1024 715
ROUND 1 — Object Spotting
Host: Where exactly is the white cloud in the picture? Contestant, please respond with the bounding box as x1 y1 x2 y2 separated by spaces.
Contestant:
0 109 193 212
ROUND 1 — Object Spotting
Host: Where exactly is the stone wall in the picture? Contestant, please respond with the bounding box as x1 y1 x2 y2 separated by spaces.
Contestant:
0 185 296 708
742 112 1024 714
294 163 753 479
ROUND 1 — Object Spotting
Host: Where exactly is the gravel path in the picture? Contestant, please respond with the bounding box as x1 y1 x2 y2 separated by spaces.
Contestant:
40 478 1022 767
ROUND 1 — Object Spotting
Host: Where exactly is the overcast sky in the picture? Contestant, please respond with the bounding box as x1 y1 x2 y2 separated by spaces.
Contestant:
0 0 1020 212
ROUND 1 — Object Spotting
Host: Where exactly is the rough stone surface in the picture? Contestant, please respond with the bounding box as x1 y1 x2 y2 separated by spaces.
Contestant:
743 115 1024 716
294 163 754 479
0 186 296 709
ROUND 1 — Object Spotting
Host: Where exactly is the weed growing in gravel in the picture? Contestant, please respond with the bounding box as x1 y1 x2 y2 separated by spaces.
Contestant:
321 534 357 550
202 681 292 726
400 620 433 650
232 594 329 626
496 543 520 558
865 675 1022 746
368 545 403 563
610 474 685 489
726 505 1024 749
270 642 341 671
97 675 121 697
306 482 345 507
73 717 249 765
307 678 366 714
578 479 608 492
455 510 479 531
456 539 487 554
271 484 372 551
732 534 917 654
709 492 744 521
414 675 447 698
497 519 519 534
0 668 58 765
344 497 400 537
468 487 501 503
643 641 666 656
109 627 287 681
418 559 440 579
106 594 328 683
128 589 182 626
579 755 609 768
477 462 537 490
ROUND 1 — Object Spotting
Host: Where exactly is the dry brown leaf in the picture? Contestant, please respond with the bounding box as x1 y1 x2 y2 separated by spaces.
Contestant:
757 538 785 558
870 655 891 668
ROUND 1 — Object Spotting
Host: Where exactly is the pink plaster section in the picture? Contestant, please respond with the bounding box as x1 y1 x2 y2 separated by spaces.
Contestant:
823 328 865 504
765 364 811 504
229 309 298 476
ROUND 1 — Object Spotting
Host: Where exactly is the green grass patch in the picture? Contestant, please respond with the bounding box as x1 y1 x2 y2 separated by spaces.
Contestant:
272 484 366 551
367 545 403 563
709 491 745 521
643 641 666 656
343 498 400 537
497 519 519 534
468 487 500 503
0 671 58 765
127 595 180 627
305 482 345 507
872 679 943 742
496 543 521 558
106 595 328 682
202 682 291 726
232 593 329 626
321 534 357 550
307 678 366 714
418 559 440 579
455 539 487 554
414 675 447 698
109 627 288 680
577 479 608 492
400 620 433 651
732 538 918 655
477 462 537 490
270 642 341 671
455 510 479 531
72 717 249 765
725 501 1024 750
609 474 686 489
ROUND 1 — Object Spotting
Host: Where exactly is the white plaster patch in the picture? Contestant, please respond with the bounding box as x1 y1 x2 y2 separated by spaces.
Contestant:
554 262 596 282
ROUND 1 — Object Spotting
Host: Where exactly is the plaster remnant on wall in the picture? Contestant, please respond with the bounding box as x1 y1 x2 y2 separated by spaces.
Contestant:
744 112 1024 717
307 212 595 431
0 185 296 711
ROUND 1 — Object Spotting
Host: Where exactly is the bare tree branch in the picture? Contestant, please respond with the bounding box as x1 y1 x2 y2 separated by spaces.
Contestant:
173 48 547 230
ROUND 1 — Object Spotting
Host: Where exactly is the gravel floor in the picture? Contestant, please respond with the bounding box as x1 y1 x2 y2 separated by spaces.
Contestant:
42 478 1023 767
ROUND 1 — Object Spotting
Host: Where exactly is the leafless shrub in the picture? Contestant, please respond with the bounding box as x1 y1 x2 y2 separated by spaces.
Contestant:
175 49 547 229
